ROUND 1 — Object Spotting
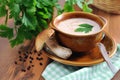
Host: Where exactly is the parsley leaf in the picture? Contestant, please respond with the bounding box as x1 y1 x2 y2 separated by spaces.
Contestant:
10 26 33 47
0 5 7 17
75 23 93 33
0 25 13 39
10 32 24 48
22 0 35 7
0 0 93 47
22 13 37 30
82 2 92 12
8 3 20 19
63 0 75 12
76 0 93 13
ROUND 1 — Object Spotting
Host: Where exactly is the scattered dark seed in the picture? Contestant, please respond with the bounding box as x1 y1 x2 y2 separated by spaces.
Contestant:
24 53 27 56
14 61 17 64
34 50 37 53
40 63 43 65
30 61 32 63
27 66 31 70
23 60 26 62
19 59 22 61
36 57 38 60
27 67 30 70
29 56 33 60
31 65 34 67
24 55 28 59
25 52 28 55
19 56 22 58
38 54 41 56
29 56 32 59
37 57 43 60
29 51 32 54
39 51 42 54
29 66 31 68
23 53 25 55
21 69 26 72
18 51 21 54
40 57 43 60
26 51 28 53
31 58 33 60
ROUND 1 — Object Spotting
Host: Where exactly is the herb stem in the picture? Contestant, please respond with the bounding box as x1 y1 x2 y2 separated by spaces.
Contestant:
5 10 8 25
14 25 17 34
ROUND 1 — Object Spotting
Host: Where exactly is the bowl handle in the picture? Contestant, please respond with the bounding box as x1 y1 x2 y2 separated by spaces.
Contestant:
49 22 60 31
99 16 108 28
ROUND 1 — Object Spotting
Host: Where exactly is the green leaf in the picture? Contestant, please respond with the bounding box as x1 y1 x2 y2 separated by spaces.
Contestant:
76 0 83 9
10 27 25 47
9 3 20 19
0 5 7 17
82 2 92 12
0 0 94 48
22 0 35 7
0 25 13 39
15 0 22 3
38 12 49 19
21 25 33 39
36 1 43 8
36 26 43 32
55 4 63 15
87 0 93 4
26 7 36 15
75 23 93 33
0 0 7 5
63 0 74 12
52 0 58 3
72 0 93 13
40 0 53 6
10 25 35 47
40 19 48 29
10 34 24 47
22 13 37 30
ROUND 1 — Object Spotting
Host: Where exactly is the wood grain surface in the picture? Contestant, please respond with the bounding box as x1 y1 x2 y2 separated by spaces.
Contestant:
0 0 120 80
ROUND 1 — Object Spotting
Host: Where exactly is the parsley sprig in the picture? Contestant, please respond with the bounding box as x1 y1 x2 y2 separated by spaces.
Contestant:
75 24 93 33
0 0 93 47
63 0 93 13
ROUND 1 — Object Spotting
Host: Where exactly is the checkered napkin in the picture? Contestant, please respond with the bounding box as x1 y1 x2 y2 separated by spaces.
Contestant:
42 44 120 80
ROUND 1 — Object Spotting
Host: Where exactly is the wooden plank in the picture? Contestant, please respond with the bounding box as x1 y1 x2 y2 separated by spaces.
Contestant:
0 38 49 80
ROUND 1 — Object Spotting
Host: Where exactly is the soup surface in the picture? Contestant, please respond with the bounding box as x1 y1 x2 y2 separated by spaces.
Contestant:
56 18 101 35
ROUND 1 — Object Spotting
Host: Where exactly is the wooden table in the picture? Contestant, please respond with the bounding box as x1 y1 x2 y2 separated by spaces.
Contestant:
0 1 120 80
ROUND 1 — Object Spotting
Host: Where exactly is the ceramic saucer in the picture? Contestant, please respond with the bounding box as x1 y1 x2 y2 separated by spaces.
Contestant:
42 32 117 66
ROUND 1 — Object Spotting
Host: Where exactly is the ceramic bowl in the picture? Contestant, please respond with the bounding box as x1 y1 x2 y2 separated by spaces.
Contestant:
51 11 107 52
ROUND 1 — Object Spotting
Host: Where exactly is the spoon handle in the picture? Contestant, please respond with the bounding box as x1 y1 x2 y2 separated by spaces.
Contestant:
111 69 120 80
98 43 117 74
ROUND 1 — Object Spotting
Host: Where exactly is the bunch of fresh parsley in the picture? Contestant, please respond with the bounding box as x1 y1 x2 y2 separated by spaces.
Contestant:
0 0 93 47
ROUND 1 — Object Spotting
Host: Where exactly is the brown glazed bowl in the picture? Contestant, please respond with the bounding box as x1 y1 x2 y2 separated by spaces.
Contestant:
51 11 107 52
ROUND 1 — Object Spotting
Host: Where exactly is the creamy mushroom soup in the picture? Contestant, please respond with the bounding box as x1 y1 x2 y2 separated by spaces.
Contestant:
56 18 101 35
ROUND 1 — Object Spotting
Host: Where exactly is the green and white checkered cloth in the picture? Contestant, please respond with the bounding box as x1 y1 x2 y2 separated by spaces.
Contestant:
42 44 120 80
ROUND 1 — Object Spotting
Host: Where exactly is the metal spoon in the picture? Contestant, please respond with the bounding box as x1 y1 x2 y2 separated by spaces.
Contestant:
97 43 117 74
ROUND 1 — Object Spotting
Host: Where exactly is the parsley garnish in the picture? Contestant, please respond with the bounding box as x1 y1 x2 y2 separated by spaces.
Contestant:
75 24 93 33
0 0 93 47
